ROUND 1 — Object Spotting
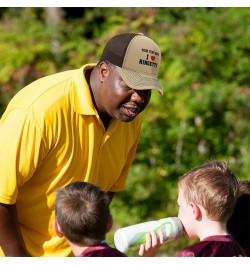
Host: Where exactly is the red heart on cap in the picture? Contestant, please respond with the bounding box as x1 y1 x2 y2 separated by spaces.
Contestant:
151 56 156 61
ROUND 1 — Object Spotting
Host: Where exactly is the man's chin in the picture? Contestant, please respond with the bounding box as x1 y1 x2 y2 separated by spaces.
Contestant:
115 114 136 123
120 116 136 123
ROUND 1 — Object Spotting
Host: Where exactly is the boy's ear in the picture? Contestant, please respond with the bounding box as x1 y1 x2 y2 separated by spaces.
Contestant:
190 202 202 220
53 220 64 238
106 214 113 233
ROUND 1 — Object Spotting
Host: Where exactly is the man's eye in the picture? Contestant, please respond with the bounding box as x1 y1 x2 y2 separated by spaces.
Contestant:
142 90 151 96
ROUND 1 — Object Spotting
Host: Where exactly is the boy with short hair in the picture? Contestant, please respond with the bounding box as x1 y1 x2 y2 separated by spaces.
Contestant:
53 181 126 257
139 160 246 257
176 160 246 257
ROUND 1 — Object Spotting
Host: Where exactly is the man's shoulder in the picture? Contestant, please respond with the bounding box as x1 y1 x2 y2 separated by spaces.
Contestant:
4 68 81 114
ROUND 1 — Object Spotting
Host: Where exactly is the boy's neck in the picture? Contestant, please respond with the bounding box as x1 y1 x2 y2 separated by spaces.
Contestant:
68 239 107 257
198 219 229 241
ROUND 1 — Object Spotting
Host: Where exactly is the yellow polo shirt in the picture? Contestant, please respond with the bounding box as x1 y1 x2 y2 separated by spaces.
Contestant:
0 64 142 256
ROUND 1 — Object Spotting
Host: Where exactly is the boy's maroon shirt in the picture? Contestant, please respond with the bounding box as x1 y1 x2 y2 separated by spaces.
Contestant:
79 243 126 257
177 235 246 257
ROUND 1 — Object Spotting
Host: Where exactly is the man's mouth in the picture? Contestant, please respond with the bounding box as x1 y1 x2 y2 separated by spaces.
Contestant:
123 104 140 118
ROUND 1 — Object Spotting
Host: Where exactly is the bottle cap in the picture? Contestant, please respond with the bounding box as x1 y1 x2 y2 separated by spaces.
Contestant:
114 229 130 253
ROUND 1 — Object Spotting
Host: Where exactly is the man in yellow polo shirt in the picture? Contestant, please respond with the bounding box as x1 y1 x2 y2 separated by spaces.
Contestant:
0 33 163 256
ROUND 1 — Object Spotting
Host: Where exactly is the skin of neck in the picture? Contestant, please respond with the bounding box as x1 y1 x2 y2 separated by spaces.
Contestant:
67 239 106 257
195 207 229 241
68 240 89 257
88 66 112 129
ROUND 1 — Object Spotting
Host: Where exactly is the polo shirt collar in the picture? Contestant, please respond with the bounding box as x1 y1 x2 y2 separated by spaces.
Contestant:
74 63 97 115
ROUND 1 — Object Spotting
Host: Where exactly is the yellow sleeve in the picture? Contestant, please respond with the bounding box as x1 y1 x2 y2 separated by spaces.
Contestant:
0 109 47 204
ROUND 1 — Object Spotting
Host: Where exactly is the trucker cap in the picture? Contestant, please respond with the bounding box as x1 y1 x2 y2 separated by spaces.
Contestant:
99 33 163 95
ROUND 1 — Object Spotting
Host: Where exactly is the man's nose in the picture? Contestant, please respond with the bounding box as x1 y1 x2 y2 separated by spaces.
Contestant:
131 89 151 105
131 90 144 104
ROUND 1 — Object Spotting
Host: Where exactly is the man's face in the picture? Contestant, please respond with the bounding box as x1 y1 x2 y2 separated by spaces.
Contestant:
98 63 152 122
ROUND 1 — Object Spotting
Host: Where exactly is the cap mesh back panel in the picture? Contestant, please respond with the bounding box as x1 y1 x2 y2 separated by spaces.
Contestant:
100 34 137 67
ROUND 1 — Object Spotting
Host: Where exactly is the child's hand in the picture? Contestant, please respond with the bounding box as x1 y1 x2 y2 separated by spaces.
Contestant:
137 230 164 257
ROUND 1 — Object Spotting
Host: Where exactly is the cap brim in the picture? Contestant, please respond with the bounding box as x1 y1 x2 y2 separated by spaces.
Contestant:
116 66 163 96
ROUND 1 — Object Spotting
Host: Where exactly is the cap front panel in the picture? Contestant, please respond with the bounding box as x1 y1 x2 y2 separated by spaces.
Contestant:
122 36 161 76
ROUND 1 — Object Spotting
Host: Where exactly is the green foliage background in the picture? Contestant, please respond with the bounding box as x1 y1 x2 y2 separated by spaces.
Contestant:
0 7 250 256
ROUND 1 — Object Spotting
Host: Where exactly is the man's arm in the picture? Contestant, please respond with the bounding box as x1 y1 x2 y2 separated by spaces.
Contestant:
0 203 29 256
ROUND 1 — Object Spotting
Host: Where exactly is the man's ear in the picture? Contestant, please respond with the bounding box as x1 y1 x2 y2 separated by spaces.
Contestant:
98 62 109 82
106 214 113 233
190 202 202 220
53 220 64 238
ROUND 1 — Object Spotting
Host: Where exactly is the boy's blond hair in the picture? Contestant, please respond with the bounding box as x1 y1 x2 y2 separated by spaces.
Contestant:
178 160 239 223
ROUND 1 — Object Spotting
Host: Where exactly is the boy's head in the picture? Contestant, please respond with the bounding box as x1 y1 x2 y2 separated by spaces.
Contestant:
53 181 112 246
177 160 239 239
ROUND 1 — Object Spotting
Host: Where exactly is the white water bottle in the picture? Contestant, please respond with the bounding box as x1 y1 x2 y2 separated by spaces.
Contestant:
114 217 183 253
